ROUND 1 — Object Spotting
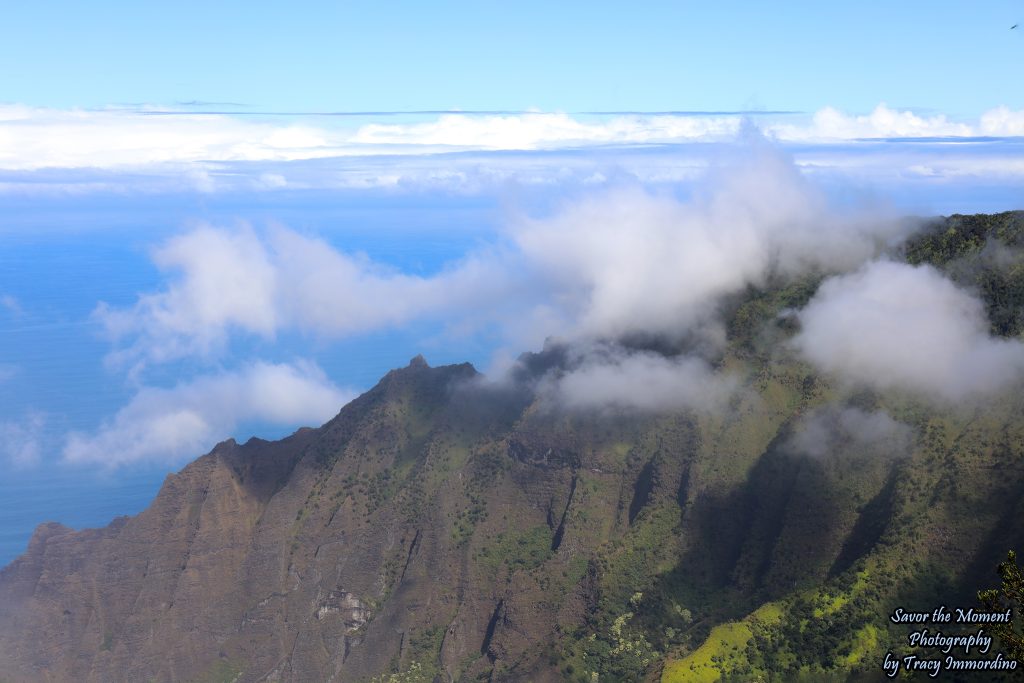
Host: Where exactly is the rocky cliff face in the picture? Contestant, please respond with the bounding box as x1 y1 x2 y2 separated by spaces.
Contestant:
3 214 1024 683
1 357 582 682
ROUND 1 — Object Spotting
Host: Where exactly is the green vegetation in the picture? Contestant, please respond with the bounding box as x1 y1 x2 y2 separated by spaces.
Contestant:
979 550 1024 665
477 524 553 575
906 211 1024 335
663 602 783 683
580 609 659 681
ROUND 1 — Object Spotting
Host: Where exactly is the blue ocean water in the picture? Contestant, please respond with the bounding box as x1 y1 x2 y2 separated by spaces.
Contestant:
0 189 504 567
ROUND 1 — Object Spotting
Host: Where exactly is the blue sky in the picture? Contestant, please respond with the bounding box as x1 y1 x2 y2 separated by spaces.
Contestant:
2 1 1021 114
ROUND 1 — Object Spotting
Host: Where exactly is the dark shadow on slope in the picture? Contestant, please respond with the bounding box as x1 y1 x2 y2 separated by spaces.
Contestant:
953 473 1024 607
481 599 504 661
628 458 656 525
551 474 577 552
829 467 899 578
649 424 894 630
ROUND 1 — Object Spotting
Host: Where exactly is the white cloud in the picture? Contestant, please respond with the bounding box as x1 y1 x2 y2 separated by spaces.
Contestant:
349 112 739 149
268 227 516 336
775 103 975 141
792 260 1024 401
1 104 1022 177
0 412 45 467
97 226 280 364
788 406 914 458
511 142 910 341
540 344 738 413
0 106 345 170
62 361 354 466
979 106 1024 137
96 224 521 369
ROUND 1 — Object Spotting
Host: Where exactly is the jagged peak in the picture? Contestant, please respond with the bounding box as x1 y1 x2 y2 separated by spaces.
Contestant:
384 356 478 384
30 521 72 541
20 521 74 557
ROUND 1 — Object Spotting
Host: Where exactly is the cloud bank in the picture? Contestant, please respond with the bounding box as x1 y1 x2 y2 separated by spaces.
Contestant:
775 105 975 140
2 104 1022 203
793 260 1024 401
2 104 1023 174
62 361 353 466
